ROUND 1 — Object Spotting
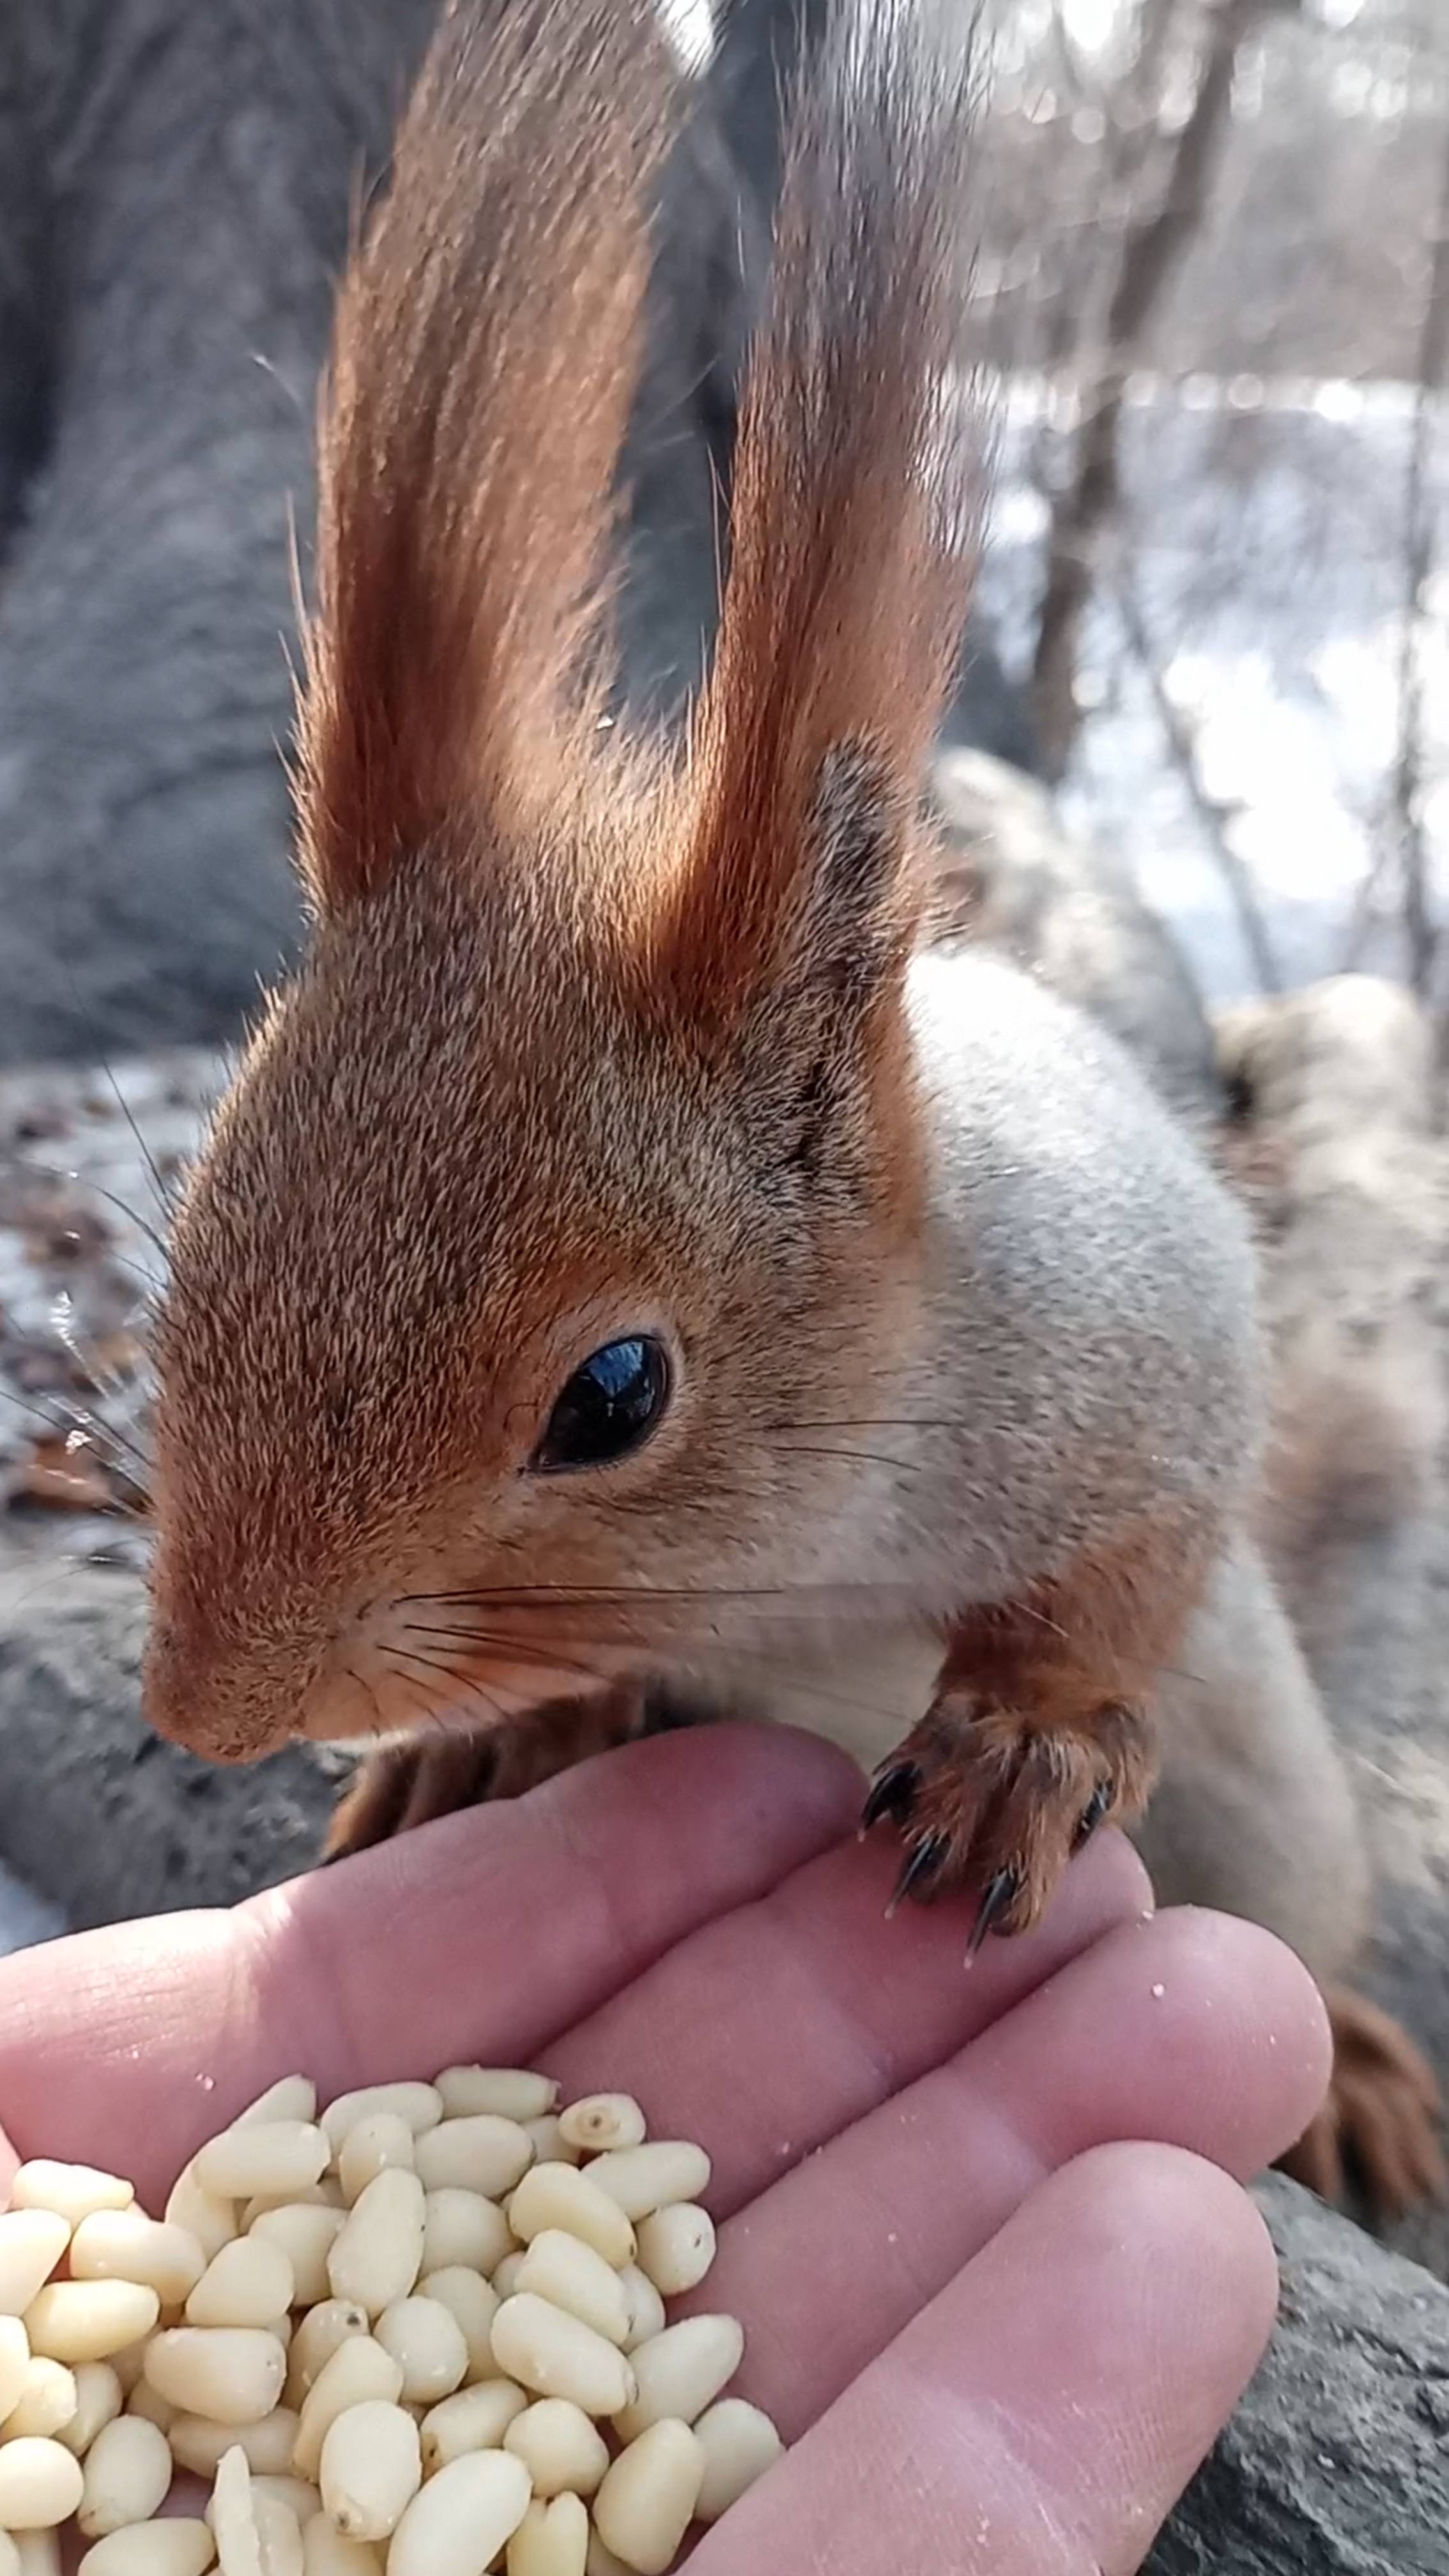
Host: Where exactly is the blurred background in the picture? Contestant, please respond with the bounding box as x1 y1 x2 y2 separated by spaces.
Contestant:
2 0 1445 1064
0 0 1444 2099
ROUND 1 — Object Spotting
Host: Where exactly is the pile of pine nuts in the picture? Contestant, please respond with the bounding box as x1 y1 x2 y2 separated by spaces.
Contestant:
0 2071 783 2573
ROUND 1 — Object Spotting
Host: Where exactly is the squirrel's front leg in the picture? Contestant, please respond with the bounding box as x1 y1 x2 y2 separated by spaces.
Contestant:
867 1517 1208 1945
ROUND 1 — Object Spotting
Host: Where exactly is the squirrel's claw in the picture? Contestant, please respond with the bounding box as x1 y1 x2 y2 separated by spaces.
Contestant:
885 1832 952 1917
966 1866 1021 1958
1073 1779 1115 1849
861 1760 922 1839
867 1690 1154 1947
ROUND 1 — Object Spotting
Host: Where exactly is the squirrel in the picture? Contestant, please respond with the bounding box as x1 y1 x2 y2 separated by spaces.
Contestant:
140 0 1441 2218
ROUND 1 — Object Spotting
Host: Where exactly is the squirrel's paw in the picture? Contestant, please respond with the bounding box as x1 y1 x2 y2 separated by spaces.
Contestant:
1279 1985 1445 2222
864 1692 1155 1947
323 1677 716 1862
325 1731 503 1859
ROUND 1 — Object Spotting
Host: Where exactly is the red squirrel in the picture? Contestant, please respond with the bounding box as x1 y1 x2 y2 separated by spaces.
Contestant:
141 0 1441 2215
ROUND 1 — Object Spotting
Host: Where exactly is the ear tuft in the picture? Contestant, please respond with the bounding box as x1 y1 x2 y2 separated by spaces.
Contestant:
293 0 676 915
802 739 919 1009
657 0 982 1021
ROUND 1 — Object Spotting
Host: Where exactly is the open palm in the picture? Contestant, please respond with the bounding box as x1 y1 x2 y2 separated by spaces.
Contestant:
0 1727 1328 2574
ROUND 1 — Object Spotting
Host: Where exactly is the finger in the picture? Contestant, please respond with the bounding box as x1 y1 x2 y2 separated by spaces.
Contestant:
0 1724 858 2200
696 1906 1327 2437
545 1827 1149 2212
694 2143 1279 2576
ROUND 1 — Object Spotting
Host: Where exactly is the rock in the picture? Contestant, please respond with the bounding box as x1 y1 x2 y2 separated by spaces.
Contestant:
0 1567 342 1923
1217 979 1449 2288
926 748 1223 1128
1146 2172 1449 2574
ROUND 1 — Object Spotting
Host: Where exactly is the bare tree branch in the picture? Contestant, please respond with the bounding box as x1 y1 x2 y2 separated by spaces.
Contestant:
1030 0 1291 782
1388 111 1449 999
1117 573 1284 993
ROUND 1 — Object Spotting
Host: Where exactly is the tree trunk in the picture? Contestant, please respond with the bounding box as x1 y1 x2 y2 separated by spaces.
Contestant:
1031 0 1276 781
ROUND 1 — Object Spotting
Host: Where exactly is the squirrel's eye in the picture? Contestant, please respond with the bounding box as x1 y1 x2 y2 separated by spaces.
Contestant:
532 1337 671 1473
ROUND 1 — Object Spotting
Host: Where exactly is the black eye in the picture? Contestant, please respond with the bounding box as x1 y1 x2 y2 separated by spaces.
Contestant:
532 1337 671 1472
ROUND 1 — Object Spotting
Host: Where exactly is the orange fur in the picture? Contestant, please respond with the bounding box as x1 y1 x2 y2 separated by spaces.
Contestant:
295 0 673 902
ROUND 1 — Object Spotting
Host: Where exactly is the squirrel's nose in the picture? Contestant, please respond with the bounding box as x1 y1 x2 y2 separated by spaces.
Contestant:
141 1612 296 1765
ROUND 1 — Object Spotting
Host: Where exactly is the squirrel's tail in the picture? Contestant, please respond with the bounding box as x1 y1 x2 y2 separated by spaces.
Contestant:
295 0 675 909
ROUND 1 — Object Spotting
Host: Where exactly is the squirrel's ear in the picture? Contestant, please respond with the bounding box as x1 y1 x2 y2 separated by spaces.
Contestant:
652 1 981 1029
292 0 673 915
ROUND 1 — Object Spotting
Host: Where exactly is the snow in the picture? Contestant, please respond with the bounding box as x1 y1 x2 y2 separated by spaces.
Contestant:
979 376 1449 1000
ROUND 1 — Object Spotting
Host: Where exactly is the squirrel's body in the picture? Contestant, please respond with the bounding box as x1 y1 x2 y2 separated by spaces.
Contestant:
142 0 1439 2211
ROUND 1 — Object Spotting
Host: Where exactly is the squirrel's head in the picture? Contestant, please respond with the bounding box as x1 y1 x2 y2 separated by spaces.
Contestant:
143 0 980 1763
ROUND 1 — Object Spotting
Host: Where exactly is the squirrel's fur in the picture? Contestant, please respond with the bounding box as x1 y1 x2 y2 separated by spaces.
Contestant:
143 0 1441 2214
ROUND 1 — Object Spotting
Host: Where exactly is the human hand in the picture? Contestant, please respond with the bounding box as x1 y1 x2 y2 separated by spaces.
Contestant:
0 1726 1329 2573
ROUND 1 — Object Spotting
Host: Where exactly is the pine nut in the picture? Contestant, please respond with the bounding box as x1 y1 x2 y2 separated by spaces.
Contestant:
108 2345 151 2401
318 2401 419 2543
385 2450 531 2576
337 2121 413 2209
583 2149 710 2226
489 2299 636 2418
251 2476 321 2527
165 2170 238 2268
557 2099 646 2157
1 2362 75 2444
192 2130 330 2207
211 2445 303 2576
415 2271 498 2382
506 2171 634 2272
56 2365 122 2457
187 2242 296 2332
232 2081 318 2132
0 2324 31 2425
521 2121 581 2170
0 2221 70 2322
584 2538 629 2576
325 2175 425 2319
372 2300 467 2407
514 2237 629 2348
508 2493 589 2576
0 2438 85 2529
125 2377 175 2435
418 2379 527 2474
143 2332 287 2427
9 2170 132 2230
615 2271 664 2356
13 2537 59 2576
242 2186 344 2229
77 2524 216 2575
503 2400 609 2500
420 2191 511 2280
318 2092 441 2155
77 2415 172 2538
169 2411 302 2480
292 2342 402 2484
435 2072 558 2124
413 2120 533 2201
70 2214 207 2308
302 2523 379 2574
26 2287 160 2368
632 2209 714 2299
592 2423 705 2576
250 2211 345 2311
611 2318 743 2444
3 2071 769 2572
284 2307 369 2411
